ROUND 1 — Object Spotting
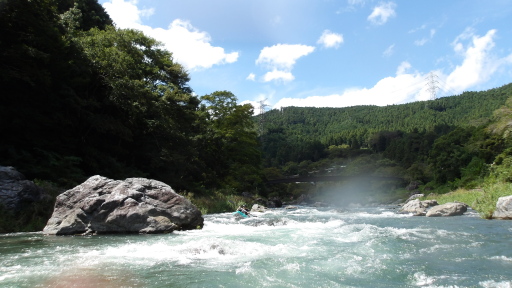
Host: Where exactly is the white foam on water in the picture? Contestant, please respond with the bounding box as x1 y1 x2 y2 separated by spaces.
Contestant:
235 261 254 275
282 262 301 272
346 210 411 219
411 271 437 286
480 280 512 288
0 265 22 282
490 255 512 262
329 222 433 245
435 228 471 238
70 234 301 270
419 244 457 254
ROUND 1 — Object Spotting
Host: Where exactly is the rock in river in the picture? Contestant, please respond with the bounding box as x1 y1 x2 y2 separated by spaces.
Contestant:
43 175 204 235
425 202 468 217
492 195 512 220
399 199 438 216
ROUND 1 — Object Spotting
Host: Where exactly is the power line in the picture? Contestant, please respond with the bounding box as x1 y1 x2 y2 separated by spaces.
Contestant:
435 77 461 97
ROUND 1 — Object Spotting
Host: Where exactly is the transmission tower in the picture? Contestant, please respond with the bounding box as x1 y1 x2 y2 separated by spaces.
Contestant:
258 99 270 136
425 72 440 100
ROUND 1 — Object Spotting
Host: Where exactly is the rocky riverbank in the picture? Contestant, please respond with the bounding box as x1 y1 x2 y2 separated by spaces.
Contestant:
397 193 512 219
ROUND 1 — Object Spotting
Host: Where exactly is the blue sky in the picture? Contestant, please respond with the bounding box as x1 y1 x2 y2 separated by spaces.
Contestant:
99 0 512 113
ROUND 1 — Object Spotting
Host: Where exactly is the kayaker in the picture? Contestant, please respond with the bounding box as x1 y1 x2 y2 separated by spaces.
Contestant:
237 205 250 216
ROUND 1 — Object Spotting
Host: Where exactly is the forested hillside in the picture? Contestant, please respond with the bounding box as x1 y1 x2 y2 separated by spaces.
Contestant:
259 84 512 167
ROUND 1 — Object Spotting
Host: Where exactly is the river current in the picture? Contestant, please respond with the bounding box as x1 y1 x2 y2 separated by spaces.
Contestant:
1 206 512 287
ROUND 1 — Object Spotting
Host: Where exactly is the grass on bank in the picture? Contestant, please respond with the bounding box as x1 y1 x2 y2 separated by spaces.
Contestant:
182 188 255 215
423 182 512 219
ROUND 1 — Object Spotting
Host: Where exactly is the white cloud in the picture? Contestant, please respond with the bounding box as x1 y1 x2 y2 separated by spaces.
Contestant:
103 0 145 27
445 29 512 93
396 61 412 75
273 70 428 109
383 44 395 57
368 2 396 25
246 73 256 81
273 60 428 109
256 44 315 70
414 38 428 46
256 44 315 83
317 30 344 49
102 0 238 70
263 70 295 83
272 28 512 110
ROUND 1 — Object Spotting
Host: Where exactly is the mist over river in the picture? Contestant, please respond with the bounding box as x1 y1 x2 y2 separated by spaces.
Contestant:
1 206 512 287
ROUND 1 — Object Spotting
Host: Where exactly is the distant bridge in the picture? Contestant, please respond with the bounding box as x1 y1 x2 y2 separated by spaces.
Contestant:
266 175 405 184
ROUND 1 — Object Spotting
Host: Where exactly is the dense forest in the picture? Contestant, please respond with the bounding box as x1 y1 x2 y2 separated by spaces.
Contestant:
259 86 511 167
0 0 262 193
1 0 512 231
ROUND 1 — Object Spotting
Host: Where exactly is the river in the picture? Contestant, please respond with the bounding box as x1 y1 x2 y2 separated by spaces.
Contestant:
1 206 512 287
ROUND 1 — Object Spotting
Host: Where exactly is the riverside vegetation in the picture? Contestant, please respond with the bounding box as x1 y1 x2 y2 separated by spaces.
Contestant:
1 0 512 232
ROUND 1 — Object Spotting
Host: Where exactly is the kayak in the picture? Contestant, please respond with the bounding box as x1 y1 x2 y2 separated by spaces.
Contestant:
233 210 249 218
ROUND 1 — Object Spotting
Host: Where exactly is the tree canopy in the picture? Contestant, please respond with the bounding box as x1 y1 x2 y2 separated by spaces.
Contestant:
0 0 261 192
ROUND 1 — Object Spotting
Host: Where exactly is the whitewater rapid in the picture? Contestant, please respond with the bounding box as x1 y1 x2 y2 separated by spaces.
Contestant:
1 206 512 287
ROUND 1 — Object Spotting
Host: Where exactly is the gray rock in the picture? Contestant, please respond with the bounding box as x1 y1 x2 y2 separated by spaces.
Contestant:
492 195 512 220
426 202 468 217
403 194 424 204
399 199 438 216
0 166 49 211
43 175 203 235
251 204 266 212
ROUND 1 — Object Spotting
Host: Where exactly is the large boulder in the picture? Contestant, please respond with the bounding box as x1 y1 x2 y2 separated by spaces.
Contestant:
426 202 468 217
399 199 438 216
492 195 512 220
0 166 49 211
43 175 203 235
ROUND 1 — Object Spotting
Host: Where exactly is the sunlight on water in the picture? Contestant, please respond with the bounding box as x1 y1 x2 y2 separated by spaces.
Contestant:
1 206 512 287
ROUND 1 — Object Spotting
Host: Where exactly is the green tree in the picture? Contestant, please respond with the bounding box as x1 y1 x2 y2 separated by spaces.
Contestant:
57 0 112 31
199 91 263 191
428 127 475 183
76 26 201 189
